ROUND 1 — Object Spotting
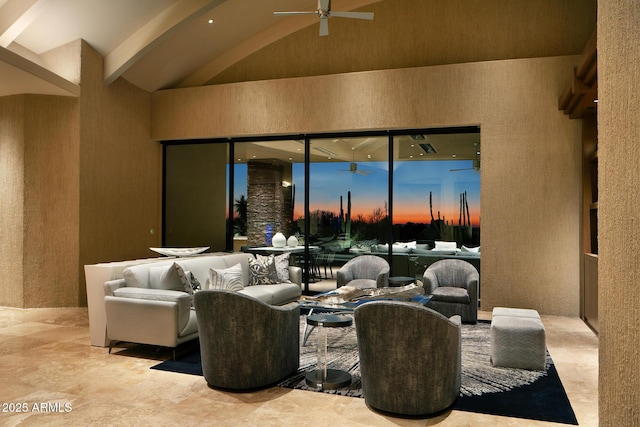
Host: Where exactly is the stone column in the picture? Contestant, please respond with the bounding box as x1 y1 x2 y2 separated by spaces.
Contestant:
246 160 293 246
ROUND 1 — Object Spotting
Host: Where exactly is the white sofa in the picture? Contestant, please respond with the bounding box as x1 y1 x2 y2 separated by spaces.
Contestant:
86 252 302 349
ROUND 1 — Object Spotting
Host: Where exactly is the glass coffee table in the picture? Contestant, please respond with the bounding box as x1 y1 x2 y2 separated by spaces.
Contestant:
298 284 431 346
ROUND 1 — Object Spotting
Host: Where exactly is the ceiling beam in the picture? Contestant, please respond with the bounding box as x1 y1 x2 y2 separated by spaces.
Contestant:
0 0 48 48
558 30 597 119
0 45 80 96
103 0 221 86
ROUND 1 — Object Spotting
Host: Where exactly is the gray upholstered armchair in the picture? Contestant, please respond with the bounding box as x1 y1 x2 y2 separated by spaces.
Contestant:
336 255 390 289
355 301 461 416
193 290 299 390
422 259 479 323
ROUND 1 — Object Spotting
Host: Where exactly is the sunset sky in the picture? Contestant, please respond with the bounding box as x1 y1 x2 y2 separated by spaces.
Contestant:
232 159 480 227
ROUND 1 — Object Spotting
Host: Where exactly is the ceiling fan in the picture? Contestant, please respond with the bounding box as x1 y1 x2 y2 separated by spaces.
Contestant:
450 142 481 173
339 148 373 176
274 0 374 36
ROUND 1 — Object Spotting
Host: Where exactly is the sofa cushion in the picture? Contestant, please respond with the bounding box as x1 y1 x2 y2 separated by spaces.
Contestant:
346 278 377 289
239 284 301 305
122 262 176 288
431 287 470 303
258 253 291 283
248 256 279 286
208 263 244 292
149 264 184 291
113 286 187 301
180 309 199 337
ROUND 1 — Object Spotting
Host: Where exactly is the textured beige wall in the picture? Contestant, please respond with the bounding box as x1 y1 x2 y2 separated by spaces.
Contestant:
0 96 25 307
164 143 226 250
209 0 596 85
78 41 160 305
598 1 640 424
0 43 158 308
23 95 80 307
0 94 80 308
153 56 582 316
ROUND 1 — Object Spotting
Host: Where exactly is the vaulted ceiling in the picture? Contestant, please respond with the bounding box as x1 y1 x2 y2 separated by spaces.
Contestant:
0 0 596 97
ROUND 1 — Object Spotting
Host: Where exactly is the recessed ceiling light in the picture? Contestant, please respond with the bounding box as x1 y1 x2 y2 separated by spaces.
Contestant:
208 19 214 24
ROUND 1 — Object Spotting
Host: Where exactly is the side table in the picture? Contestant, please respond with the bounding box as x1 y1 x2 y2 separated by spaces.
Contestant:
305 313 352 390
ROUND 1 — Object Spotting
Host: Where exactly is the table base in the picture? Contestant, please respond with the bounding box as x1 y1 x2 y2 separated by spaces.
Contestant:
305 368 352 390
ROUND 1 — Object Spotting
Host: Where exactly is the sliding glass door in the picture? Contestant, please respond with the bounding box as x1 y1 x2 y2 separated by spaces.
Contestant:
307 136 389 278
392 130 481 278
163 127 480 291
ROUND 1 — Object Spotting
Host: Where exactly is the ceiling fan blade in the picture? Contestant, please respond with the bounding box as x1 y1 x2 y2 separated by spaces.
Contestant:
319 17 329 36
320 0 330 12
273 11 318 16
330 11 374 20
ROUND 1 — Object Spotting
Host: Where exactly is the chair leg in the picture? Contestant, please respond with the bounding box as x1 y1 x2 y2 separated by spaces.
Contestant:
108 340 120 354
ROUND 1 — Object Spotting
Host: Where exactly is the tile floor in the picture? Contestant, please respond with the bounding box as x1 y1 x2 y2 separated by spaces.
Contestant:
0 299 598 426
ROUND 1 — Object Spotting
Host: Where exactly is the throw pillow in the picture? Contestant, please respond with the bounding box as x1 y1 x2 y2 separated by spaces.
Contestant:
173 263 195 296
122 265 151 288
258 253 290 283
148 264 184 291
190 273 201 292
435 241 458 251
248 255 280 286
208 263 244 292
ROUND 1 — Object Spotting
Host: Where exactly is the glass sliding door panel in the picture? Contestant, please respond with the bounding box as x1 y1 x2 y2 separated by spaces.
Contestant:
308 136 389 277
392 132 481 278
232 140 304 248
165 142 227 250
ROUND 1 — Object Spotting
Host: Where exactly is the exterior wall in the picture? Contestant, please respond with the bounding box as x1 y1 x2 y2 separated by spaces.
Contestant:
78 41 160 305
598 1 640 424
152 56 583 316
0 96 25 307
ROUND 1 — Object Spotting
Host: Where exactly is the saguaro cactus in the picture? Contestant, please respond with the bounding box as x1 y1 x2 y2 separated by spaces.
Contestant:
345 191 352 239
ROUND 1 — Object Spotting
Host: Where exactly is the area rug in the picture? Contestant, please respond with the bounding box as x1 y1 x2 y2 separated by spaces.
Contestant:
151 318 578 425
